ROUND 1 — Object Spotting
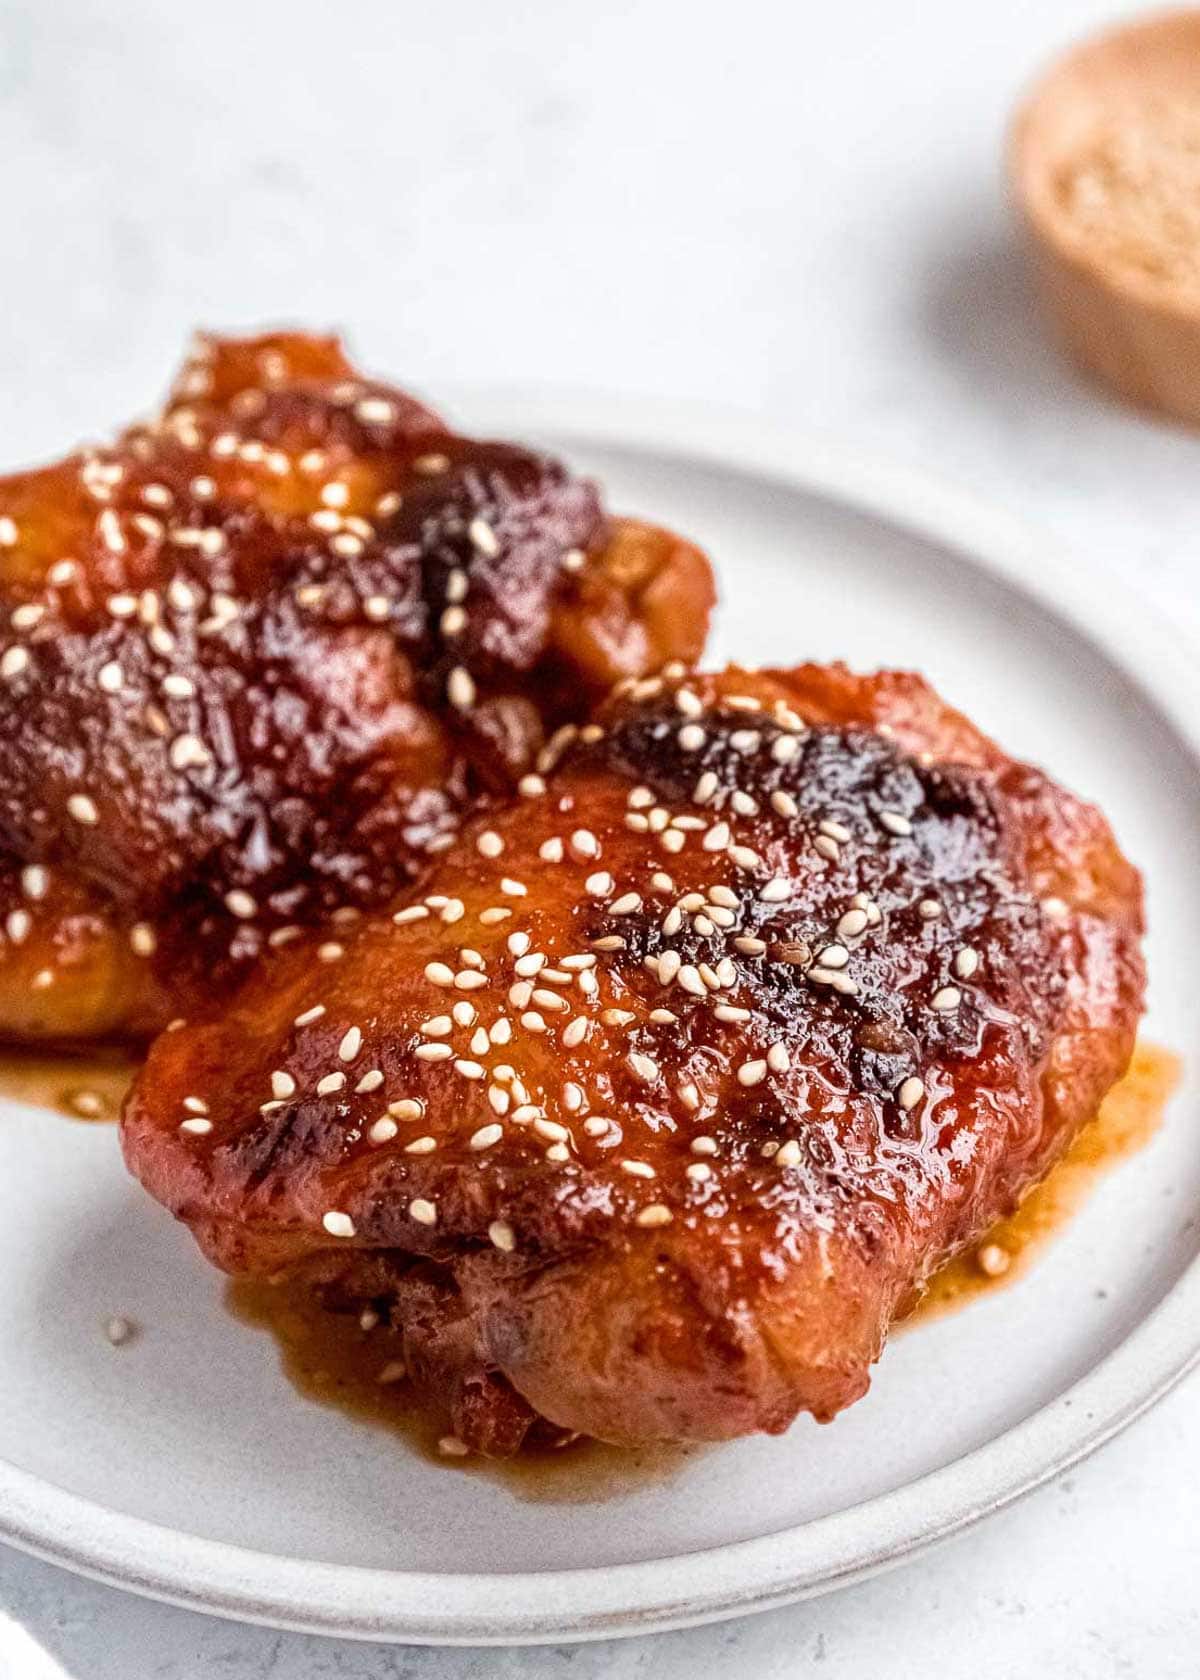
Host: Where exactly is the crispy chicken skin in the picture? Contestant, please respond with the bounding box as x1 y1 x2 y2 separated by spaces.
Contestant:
0 332 713 1043
122 664 1144 1452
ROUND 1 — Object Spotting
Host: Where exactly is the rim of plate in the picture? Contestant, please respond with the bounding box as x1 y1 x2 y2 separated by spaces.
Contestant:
4 390 1199 1647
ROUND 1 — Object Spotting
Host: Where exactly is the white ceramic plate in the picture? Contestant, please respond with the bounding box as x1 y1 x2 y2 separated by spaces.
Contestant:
2 394 1199 1646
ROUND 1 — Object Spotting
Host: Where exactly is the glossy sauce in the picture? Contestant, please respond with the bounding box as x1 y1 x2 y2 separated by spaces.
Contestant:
225 1277 693 1501
0 1045 140 1120
229 1042 1178 1478
908 1041 1180 1323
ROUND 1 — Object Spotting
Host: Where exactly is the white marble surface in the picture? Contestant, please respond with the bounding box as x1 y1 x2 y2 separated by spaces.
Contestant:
0 0 1198 1672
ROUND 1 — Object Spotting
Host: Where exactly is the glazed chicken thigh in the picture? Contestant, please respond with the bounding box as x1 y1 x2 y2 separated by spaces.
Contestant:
0 333 713 1041
123 663 1144 1452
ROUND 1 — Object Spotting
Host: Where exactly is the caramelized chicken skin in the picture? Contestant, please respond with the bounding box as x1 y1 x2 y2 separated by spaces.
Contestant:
0 333 713 1042
123 663 1144 1452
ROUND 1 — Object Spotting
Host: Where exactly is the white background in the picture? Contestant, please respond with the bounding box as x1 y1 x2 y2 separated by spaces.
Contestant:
1 0 1198 1674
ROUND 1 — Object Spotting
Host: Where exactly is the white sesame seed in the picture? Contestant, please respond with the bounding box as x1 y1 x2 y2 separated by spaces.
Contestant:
489 1220 516 1252
690 1134 718 1155
476 830 504 859
569 829 600 861
954 947 980 979
468 516 500 557
675 964 706 998
355 395 396 425
767 1043 791 1073
609 892 642 915
317 942 344 963
627 1052 659 1083
500 877 527 897
20 864 48 901
518 773 546 797
294 1004 326 1027
932 986 962 1012
179 1117 213 1135
693 771 719 805
919 899 943 920
838 908 869 939
410 1199 438 1226
636 1204 672 1227
621 1159 656 1179
224 889 257 919
470 1123 503 1150
977 1243 1011 1277
879 810 913 837
339 1026 363 1062
775 1139 802 1167
270 1070 296 1100
737 1059 768 1087
898 1076 925 1111
66 793 99 826
772 735 800 764
816 944 849 969
93 660 125 695
677 723 706 752
758 878 789 903
447 666 476 710
322 1211 356 1238
393 905 431 925
425 962 455 987
169 733 211 771
415 1043 453 1062
814 835 840 863
405 1135 437 1154
317 1071 346 1096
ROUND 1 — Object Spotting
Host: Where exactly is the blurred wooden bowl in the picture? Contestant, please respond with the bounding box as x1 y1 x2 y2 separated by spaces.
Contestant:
1011 9 1200 424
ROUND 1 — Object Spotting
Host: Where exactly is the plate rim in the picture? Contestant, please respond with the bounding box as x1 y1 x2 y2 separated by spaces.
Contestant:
4 389 1199 1646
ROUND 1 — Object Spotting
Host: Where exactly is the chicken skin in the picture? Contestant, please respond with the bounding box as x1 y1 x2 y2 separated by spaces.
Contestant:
0 332 713 1042
122 664 1144 1452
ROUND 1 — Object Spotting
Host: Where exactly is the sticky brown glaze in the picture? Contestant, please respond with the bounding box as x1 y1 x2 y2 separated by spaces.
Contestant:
122 664 1145 1451
0 332 714 1042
